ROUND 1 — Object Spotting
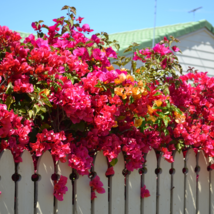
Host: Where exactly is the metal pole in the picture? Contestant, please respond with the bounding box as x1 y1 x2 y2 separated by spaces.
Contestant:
152 0 157 48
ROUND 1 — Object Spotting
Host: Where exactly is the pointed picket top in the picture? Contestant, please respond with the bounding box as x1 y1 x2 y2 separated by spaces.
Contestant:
143 149 156 214
17 150 34 214
0 149 15 214
185 149 196 214
36 151 54 214
94 151 108 214
158 153 171 214
110 152 125 214
173 151 185 214
56 159 73 214
197 151 209 214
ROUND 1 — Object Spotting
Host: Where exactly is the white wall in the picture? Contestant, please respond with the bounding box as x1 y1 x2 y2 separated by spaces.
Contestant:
176 28 214 76
113 28 214 77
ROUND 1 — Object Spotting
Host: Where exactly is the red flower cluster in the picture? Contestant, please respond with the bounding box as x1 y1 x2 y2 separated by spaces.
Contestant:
0 6 213 201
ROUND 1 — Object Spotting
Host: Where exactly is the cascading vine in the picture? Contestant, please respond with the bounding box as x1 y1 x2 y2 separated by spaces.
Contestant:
0 5 213 201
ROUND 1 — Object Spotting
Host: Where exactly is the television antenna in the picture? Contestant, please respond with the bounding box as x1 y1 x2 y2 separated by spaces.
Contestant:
152 0 157 48
188 7 202 21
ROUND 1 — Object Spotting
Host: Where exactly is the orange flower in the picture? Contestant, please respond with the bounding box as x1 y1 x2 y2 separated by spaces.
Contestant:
112 121 118 128
106 65 115 71
114 73 127 84
147 105 155 115
174 111 186 124
132 87 141 100
126 74 134 82
138 80 144 87
39 89 50 97
140 87 148 96
154 99 162 107
114 87 124 97
135 69 140 73
134 118 143 127
124 85 133 96
147 115 156 122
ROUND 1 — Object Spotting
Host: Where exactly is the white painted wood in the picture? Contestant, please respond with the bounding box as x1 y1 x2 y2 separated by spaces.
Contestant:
57 159 73 214
36 151 54 214
185 149 197 214
173 151 184 214
94 152 108 214
197 151 209 214
17 150 34 214
159 154 171 214
74 174 91 214
143 149 156 214
127 168 141 214
111 152 125 214
0 150 15 214
176 29 214 76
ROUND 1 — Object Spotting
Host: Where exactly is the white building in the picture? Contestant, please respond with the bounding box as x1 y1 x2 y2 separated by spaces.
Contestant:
109 20 214 76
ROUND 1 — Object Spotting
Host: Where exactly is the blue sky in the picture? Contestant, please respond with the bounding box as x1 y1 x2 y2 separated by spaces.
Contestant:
0 0 213 35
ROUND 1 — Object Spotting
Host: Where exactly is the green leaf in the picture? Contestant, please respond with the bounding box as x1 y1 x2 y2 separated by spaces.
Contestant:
6 82 13 95
163 87 170 95
110 158 118 166
131 61 137 72
124 47 133 53
153 92 162 96
61 5 69 10
70 7 76 15
114 43 120 51
39 123 51 131
6 95 15 109
28 110 34 119
132 42 139 47
70 121 86 132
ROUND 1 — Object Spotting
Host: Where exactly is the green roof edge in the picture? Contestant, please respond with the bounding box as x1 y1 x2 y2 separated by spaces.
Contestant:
111 20 214 57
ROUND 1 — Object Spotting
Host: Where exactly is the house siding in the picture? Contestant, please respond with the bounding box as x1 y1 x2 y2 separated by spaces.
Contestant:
176 28 214 76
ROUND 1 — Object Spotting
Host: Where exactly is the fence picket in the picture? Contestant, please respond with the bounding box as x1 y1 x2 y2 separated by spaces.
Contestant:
94 152 108 214
17 150 34 214
173 151 184 214
110 152 125 214
57 159 73 214
185 149 197 214
74 173 91 214
36 151 54 214
197 151 209 214
159 154 171 214
142 149 156 214
0 149 15 214
127 169 141 214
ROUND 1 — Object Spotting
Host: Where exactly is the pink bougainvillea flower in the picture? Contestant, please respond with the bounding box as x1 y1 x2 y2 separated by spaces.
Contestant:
105 167 115 176
90 175 105 194
76 17 84 23
91 191 97 200
54 175 68 201
210 164 214 170
172 46 180 52
161 148 174 163
141 185 150 198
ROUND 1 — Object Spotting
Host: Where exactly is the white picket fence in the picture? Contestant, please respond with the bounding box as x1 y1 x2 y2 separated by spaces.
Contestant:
0 148 213 214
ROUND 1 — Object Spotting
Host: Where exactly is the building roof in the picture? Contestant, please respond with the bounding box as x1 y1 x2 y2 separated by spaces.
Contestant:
16 20 214 56
109 20 214 56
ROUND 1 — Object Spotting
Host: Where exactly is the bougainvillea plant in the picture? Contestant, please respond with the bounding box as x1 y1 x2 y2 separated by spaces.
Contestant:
0 5 213 200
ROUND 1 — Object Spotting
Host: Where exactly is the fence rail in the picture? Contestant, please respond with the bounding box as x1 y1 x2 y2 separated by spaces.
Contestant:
0 149 213 214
